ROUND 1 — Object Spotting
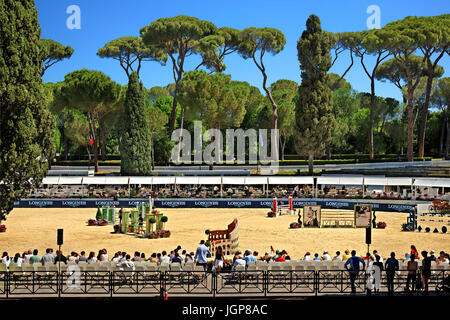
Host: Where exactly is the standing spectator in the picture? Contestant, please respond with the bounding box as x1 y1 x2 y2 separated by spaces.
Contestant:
344 250 366 294
372 250 383 263
406 254 418 293
372 255 383 293
420 251 432 295
410 245 419 261
194 240 211 271
333 251 342 261
29 249 40 264
385 252 399 296
429 250 436 262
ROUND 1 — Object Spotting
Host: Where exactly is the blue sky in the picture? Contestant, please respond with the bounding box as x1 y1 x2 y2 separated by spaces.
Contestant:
36 0 450 103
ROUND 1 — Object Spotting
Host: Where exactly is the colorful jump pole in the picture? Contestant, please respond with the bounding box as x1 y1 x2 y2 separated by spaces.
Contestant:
121 211 130 233
273 198 278 217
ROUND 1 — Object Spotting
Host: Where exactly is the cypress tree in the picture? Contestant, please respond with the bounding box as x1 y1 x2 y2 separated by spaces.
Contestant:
295 15 334 174
0 0 54 221
120 72 152 175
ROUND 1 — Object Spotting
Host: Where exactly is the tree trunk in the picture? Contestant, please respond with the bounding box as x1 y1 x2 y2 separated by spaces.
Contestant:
446 112 450 160
369 78 375 159
89 110 99 172
406 84 414 162
417 69 434 158
151 138 155 171
281 134 286 161
308 153 314 175
100 127 106 161
326 143 331 160
439 109 447 157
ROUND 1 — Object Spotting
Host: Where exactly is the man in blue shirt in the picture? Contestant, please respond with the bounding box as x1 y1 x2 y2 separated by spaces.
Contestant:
194 240 212 271
344 250 365 294
384 252 399 295
244 250 257 266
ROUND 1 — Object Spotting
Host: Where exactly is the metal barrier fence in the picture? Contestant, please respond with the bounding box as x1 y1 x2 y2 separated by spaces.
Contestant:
0 269 448 298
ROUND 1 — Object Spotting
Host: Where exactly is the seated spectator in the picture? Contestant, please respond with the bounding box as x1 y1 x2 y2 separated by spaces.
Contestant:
148 253 158 263
244 250 257 264
117 254 135 270
2 252 10 267
68 252 78 263
87 251 97 263
160 251 171 264
54 250 68 264
29 249 40 264
78 251 88 262
313 253 321 261
342 249 351 261
12 253 23 267
171 252 182 264
333 251 342 261
303 252 311 261
322 251 331 261
41 248 54 265
132 251 141 262
232 252 246 269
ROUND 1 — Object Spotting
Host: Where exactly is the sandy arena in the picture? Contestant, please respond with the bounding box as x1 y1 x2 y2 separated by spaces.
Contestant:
1 208 449 259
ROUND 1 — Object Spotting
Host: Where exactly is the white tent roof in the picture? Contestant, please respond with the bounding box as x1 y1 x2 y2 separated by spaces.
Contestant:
105 176 129 185
175 176 199 185
82 176 107 185
129 176 152 185
317 176 363 185
317 176 340 185
291 177 314 185
245 176 268 185
364 177 387 186
198 176 222 185
42 176 60 185
58 176 83 185
386 177 412 186
222 176 246 185
414 178 450 188
152 176 175 185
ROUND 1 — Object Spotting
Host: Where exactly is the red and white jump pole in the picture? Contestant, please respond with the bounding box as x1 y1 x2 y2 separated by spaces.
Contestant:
273 198 278 213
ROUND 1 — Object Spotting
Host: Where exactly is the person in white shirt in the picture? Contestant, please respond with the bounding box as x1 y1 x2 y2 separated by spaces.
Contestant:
160 251 171 264
12 253 23 267
117 254 135 270
372 250 383 263
24 250 33 263
322 251 332 261
333 251 343 261
303 252 311 261
2 252 10 267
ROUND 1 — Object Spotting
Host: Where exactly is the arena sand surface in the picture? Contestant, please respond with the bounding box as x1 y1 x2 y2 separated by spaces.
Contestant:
1 208 449 259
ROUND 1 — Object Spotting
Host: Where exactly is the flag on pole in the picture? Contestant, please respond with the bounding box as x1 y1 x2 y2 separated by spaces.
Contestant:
270 245 275 253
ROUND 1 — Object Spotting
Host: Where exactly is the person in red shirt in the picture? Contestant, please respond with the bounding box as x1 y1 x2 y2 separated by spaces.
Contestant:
410 245 419 260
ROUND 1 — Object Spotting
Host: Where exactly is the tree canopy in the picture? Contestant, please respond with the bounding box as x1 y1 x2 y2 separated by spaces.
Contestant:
39 38 74 76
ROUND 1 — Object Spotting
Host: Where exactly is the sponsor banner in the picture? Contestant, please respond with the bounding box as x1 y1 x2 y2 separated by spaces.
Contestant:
14 198 415 212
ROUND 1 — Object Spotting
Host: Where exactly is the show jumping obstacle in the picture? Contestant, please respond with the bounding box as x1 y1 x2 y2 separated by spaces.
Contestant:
268 197 295 217
404 202 449 233
208 218 239 257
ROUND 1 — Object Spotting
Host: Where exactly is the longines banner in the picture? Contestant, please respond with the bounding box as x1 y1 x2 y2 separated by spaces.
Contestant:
13 198 418 212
